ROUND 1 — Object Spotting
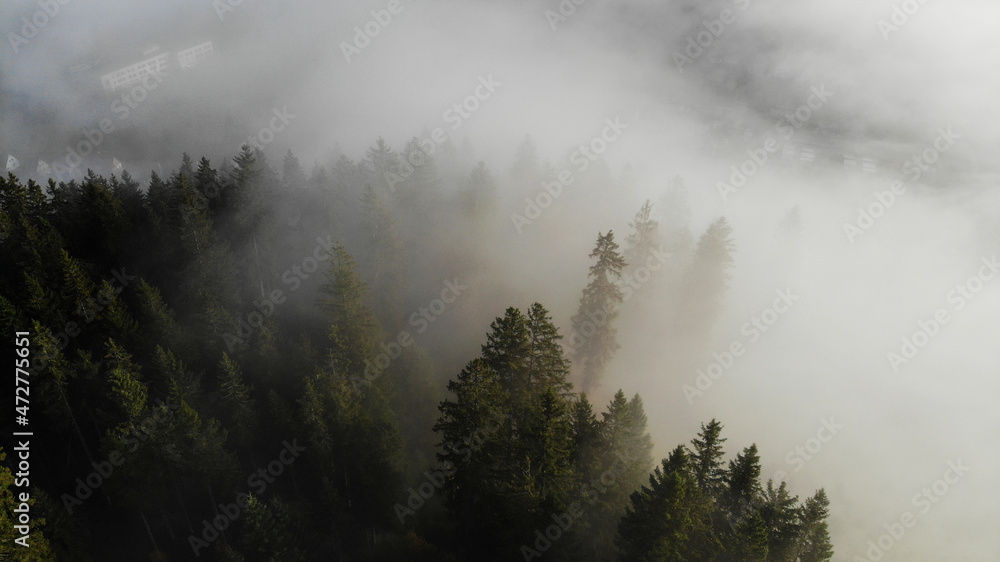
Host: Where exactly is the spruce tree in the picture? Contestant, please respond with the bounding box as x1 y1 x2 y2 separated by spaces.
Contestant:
317 242 382 384
624 200 661 268
687 418 727 497
571 231 627 391
615 446 697 562
433 358 510 557
282 150 307 190
760 480 801 561
218 353 257 449
678 217 735 340
795 489 834 562
724 444 763 521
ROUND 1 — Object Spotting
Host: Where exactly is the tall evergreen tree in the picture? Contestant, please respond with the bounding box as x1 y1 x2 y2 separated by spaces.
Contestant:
759 480 801 561
624 200 661 268
359 185 405 330
363 137 401 195
678 217 735 339
317 242 383 383
724 444 762 521
282 150 307 191
433 358 510 557
795 489 834 562
687 419 727 497
218 353 257 449
571 231 627 391
616 446 700 562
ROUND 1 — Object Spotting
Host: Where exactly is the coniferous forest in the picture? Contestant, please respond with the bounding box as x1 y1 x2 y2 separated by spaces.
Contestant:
0 143 833 561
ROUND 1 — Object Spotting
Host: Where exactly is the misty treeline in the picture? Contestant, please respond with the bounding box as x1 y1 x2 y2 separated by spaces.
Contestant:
0 136 831 561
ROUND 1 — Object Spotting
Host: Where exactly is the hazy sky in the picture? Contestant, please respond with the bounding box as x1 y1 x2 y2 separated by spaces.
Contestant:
3 0 998 559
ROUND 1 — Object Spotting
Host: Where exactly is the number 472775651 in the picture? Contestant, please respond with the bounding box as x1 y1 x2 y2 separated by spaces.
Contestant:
15 332 30 420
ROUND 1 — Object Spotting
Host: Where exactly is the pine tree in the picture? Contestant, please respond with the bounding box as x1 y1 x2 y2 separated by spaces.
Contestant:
724 444 763 521
521 388 574 510
433 358 510 556
598 392 654 511
360 185 405 330
733 510 770 561
568 394 607 554
101 339 148 428
194 155 221 198
241 495 304 561
317 242 383 384
759 480 801 561
569 394 602 484
363 137 400 195
218 353 257 449
678 217 735 339
624 200 661 268
282 150 307 190
578 391 654 561
795 489 834 562
480 306 532 400
571 231 627 391
525 302 572 398
687 419 727 497
131 279 186 359
615 446 698 562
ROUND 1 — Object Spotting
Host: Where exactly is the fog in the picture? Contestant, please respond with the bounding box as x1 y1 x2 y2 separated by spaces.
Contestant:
3 0 998 559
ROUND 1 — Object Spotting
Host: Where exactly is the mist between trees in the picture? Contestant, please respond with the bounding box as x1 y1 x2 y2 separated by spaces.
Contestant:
0 137 831 561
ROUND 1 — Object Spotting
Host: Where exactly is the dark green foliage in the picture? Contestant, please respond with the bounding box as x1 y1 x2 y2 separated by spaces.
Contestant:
0 146 832 561
617 423 833 562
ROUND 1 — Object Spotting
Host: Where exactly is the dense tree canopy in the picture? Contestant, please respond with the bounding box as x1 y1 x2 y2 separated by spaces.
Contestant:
0 141 831 561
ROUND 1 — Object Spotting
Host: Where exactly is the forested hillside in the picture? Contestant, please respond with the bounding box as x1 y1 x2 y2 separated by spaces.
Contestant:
0 142 831 561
